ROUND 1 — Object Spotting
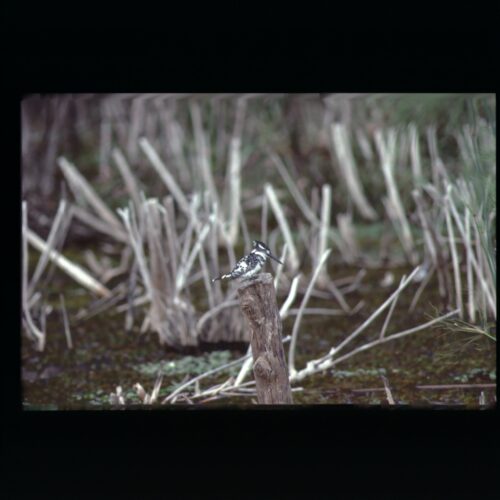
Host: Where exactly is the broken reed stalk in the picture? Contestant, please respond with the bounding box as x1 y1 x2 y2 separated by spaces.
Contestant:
381 375 395 405
189 101 220 209
59 294 73 349
26 228 111 298
330 123 377 220
464 209 475 323
409 123 423 184
337 213 360 264
309 266 421 371
288 249 332 375
139 137 191 217
112 147 142 211
28 199 68 297
379 275 405 339
226 97 246 245
374 128 417 265
57 156 125 238
317 184 331 280
237 273 293 404
22 202 45 351
446 185 496 317
269 151 320 227
293 308 460 382
444 194 464 318
264 183 299 271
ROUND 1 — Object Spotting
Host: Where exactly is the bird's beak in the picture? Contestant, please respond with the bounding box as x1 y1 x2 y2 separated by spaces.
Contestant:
269 253 283 265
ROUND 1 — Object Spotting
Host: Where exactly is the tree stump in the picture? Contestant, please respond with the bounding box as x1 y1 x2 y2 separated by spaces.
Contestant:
237 273 293 404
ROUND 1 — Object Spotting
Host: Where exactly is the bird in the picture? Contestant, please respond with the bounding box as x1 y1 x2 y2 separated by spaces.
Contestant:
211 240 283 283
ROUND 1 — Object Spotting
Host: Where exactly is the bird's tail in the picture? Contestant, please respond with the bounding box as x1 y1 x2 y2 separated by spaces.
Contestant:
211 273 231 283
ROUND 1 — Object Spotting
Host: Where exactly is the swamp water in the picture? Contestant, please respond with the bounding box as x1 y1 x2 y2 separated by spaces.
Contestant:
22 263 496 409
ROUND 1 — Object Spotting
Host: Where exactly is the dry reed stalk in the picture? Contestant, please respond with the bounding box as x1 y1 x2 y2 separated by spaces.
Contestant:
426 126 449 186
162 353 253 403
479 392 486 406
162 196 180 281
26 228 111 298
225 97 247 245
83 249 104 276
292 308 459 382
70 205 129 244
100 248 132 284
109 386 126 405
397 125 410 168
57 157 124 235
381 375 395 405
59 294 73 349
260 192 268 243
166 119 192 187
444 194 464 318
139 137 191 217
325 279 351 313
333 270 366 289
127 95 149 163
379 275 405 339
297 222 316 262
264 183 300 271
338 270 367 295
112 147 142 211
409 265 435 312
374 129 417 264
416 383 496 390
238 209 251 253
117 205 153 298
355 128 374 161
144 199 171 296
413 188 453 304
308 266 421 373
99 118 112 181
175 214 213 293
409 123 423 184
446 186 496 317
317 185 331 281
472 212 496 305
464 208 476 322
195 298 239 336
279 273 300 319
273 244 288 291
189 101 219 209
269 151 320 227
337 213 360 263
178 194 198 269
412 190 438 266
288 249 332 376
381 197 413 265
75 284 129 322
28 199 68 297
287 308 345 316
330 123 377 220
22 202 45 351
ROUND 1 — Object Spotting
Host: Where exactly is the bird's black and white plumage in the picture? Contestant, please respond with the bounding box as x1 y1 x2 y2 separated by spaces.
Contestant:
212 240 283 283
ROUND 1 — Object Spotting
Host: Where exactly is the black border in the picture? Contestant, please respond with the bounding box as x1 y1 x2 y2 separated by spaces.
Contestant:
3 23 499 491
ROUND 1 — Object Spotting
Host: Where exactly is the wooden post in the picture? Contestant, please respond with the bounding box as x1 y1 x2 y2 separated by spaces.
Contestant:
237 273 293 404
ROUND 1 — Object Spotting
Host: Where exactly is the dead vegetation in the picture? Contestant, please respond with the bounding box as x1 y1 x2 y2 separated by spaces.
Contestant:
22 93 496 405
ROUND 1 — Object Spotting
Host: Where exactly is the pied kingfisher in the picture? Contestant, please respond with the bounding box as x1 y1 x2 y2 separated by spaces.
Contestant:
211 240 283 283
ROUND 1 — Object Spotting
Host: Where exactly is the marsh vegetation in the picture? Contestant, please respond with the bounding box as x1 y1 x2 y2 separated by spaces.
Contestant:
21 93 496 408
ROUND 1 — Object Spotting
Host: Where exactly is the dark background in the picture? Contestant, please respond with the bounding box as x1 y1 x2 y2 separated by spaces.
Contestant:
2 8 499 495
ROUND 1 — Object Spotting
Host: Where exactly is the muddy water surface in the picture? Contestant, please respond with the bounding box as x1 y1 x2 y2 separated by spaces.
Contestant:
22 263 496 409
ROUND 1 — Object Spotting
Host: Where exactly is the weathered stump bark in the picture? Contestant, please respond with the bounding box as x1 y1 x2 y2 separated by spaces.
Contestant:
237 273 293 404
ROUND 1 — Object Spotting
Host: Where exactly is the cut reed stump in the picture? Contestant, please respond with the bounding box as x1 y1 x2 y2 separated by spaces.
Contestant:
237 273 293 404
